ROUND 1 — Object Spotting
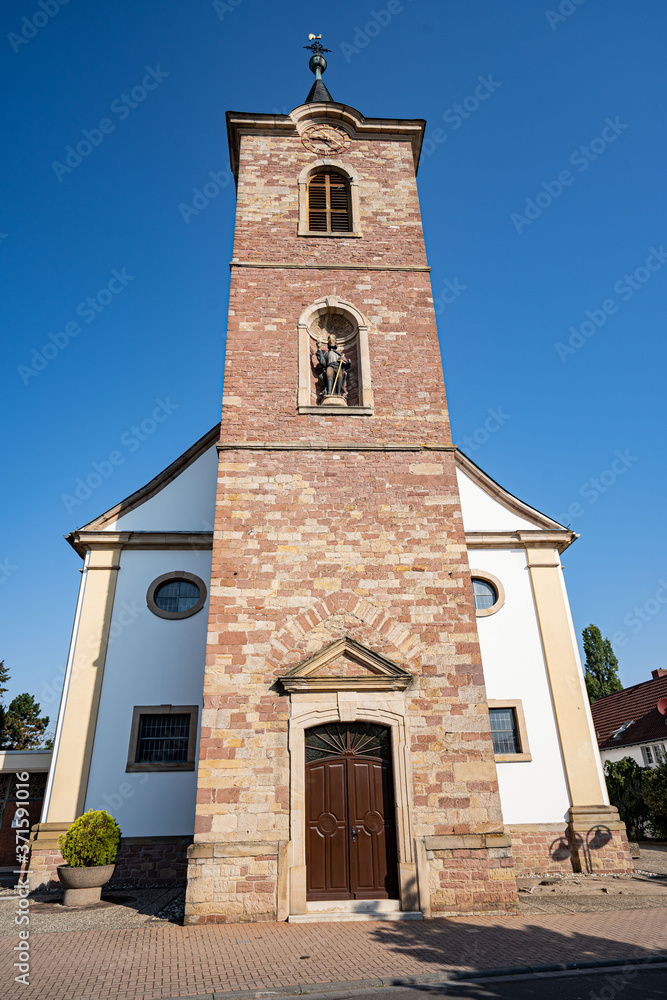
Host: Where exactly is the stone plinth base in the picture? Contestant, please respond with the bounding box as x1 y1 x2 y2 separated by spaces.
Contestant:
185 836 518 923
184 841 287 925
320 394 347 406
568 805 634 874
27 825 191 890
420 833 518 916
507 807 634 875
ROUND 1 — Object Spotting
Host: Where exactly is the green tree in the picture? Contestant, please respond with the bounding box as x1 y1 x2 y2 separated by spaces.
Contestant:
0 660 9 744
583 624 623 703
604 757 649 840
1 693 50 750
0 660 9 701
644 761 667 839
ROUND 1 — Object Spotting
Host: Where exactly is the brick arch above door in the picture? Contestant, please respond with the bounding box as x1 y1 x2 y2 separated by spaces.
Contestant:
266 591 422 674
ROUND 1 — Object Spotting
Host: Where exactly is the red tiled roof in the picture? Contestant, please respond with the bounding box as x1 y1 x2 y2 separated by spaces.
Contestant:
591 674 667 750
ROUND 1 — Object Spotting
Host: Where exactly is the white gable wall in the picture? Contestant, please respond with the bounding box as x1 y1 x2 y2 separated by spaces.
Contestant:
105 445 218 532
84 548 211 836
456 468 541 532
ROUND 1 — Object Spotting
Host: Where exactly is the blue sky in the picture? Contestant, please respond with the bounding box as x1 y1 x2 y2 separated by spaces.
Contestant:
2 0 666 723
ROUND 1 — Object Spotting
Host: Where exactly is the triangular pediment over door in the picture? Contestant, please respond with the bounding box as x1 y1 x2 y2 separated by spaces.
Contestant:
279 637 413 693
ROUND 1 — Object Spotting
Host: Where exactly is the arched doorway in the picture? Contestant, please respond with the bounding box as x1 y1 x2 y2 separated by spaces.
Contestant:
305 722 398 901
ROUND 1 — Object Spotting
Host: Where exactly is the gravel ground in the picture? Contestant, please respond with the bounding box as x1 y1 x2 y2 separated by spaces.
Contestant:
634 840 667 875
0 883 184 935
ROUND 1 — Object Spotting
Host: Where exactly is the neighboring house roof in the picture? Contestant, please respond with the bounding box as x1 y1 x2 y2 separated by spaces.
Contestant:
591 674 667 750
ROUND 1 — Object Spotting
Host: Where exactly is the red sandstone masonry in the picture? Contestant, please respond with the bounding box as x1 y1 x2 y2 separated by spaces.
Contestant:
185 109 517 922
507 824 634 875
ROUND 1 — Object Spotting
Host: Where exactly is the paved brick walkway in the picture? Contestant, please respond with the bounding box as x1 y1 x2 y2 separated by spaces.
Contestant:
2 908 667 1000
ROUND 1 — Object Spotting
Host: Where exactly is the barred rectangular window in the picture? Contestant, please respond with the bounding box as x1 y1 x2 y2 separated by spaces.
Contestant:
489 707 520 755
136 713 190 763
126 705 198 771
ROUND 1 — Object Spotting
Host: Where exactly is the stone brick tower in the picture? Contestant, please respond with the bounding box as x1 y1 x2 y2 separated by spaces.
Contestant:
184 48 517 924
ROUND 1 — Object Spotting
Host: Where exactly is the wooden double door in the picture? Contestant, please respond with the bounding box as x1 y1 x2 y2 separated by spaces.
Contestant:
305 722 398 901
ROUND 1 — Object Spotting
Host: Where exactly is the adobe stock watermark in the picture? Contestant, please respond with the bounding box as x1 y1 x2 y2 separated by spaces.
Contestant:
458 407 511 453
17 267 135 385
421 76 502 158
61 397 179 514
433 276 467 313
213 0 244 20
555 449 638 525
340 0 414 62
555 245 667 362
14 772 32 986
51 66 169 182
179 168 233 224
8 0 71 54
0 558 18 584
511 117 628 234
546 0 587 32
612 579 667 648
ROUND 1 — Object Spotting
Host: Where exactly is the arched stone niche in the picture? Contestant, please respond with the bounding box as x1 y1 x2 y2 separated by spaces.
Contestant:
297 296 374 416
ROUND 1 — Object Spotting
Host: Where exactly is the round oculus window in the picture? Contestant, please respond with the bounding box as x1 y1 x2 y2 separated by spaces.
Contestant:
470 572 505 617
146 572 207 620
472 578 497 611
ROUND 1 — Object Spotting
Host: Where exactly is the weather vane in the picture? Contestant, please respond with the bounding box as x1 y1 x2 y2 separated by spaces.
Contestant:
304 34 331 57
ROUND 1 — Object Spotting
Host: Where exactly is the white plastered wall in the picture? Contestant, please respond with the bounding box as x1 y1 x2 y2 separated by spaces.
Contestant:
84 547 211 836
473 548 571 824
457 466 571 824
456 469 538 532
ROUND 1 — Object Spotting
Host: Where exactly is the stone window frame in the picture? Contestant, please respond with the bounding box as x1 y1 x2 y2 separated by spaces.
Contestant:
487 699 532 763
146 571 208 620
126 704 199 773
296 295 374 416
469 569 505 618
297 159 362 238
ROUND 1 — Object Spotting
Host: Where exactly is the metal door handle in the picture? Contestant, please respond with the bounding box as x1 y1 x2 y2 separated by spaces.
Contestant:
351 827 357 842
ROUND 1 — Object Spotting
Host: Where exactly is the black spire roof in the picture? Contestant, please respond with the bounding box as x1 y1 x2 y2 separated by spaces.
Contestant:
305 77 333 104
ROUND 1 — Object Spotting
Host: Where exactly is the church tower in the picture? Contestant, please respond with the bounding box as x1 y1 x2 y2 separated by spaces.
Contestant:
184 42 518 923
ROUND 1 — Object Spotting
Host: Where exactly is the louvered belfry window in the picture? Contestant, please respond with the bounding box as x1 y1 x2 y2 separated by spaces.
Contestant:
308 170 352 232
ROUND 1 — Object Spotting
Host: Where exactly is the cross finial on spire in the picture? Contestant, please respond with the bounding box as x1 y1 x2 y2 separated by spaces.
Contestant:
304 34 331 58
303 34 334 104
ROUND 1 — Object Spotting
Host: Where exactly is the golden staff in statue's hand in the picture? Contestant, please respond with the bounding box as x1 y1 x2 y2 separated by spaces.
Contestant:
331 353 346 395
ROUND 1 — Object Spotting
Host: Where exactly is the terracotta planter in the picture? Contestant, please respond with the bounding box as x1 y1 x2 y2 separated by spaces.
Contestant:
57 864 116 906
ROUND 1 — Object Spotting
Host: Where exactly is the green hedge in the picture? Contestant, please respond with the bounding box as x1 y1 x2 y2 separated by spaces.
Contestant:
604 757 667 840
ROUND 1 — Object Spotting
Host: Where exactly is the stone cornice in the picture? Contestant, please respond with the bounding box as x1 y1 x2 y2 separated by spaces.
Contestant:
217 441 456 452
230 261 431 272
226 104 426 180
465 530 578 554
67 531 213 558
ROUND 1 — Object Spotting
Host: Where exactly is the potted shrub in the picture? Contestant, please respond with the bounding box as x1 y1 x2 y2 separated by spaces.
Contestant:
57 809 122 906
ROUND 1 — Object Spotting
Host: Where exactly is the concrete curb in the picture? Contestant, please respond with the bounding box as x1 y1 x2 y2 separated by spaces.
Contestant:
160 952 667 1000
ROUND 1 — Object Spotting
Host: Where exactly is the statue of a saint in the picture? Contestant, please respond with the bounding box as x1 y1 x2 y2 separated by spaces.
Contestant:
316 334 351 399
